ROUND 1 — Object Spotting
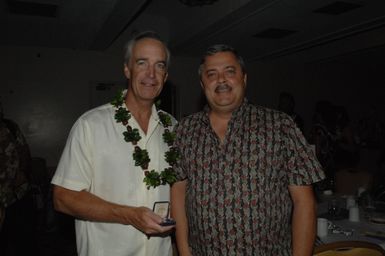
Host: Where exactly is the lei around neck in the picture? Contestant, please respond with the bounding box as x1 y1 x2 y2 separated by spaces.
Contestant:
111 90 179 189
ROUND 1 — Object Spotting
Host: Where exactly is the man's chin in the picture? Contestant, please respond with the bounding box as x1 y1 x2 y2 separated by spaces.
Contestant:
210 102 239 113
139 93 161 102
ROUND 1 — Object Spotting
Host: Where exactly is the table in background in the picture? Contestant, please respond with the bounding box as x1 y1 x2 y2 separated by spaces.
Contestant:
317 196 385 249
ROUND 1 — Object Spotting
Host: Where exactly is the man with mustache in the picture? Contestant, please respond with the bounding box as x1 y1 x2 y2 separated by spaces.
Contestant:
52 31 175 256
171 44 325 255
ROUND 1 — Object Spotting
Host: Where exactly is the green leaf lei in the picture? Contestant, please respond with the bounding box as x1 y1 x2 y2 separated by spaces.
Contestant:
111 90 179 189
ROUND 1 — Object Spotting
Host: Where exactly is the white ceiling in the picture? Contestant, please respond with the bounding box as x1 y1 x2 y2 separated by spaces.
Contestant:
1 0 385 61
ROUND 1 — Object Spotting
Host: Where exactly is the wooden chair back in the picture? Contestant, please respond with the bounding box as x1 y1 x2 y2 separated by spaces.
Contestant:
314 241 385 256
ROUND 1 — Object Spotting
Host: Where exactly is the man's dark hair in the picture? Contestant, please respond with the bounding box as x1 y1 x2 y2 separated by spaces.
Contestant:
198 44 246 77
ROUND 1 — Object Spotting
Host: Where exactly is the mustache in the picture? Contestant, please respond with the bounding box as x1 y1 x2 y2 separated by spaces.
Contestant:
215 83 231 92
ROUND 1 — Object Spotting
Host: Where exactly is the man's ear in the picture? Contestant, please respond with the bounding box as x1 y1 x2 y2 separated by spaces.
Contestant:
200 80 204 90
163 72 168 83
124 64 130 79
243 73 247 88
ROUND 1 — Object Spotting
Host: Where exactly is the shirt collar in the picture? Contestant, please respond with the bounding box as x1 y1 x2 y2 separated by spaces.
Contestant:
151 104 161 125
121 89 160 125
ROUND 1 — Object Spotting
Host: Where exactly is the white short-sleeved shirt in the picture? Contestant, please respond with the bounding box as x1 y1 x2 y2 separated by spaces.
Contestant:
52 101 175 256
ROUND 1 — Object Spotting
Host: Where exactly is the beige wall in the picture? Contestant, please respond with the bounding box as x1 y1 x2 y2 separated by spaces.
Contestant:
1 38 384 168
246 33 385 136
1 46 123 166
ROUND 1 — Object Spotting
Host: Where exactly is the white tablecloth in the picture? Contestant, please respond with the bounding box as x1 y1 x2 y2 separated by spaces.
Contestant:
317 197 385 249
320 219 385 249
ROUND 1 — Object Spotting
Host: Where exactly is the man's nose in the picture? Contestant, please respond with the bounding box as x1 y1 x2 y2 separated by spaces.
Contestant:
147 65 155 77
218 72 226 83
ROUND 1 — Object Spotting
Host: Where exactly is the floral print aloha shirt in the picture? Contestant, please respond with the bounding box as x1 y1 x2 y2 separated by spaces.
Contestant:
173 100 325 256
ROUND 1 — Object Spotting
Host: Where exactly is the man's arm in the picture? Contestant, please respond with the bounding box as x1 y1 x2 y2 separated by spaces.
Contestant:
53 185 174 235
170 180 191 256
289 185 317 256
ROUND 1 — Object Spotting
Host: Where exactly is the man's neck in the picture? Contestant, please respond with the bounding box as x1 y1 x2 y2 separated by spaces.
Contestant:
124 95 154 134
126 99 152 116
209 109 233 121
209 109 233 144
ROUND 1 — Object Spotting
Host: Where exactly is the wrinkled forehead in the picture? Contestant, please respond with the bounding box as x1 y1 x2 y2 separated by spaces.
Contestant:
131 38 168 61
202 51 241 70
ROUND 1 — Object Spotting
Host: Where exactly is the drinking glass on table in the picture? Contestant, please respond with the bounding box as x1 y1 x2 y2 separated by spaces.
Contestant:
362 194 376 220
364 206 376 221
328 198 342 219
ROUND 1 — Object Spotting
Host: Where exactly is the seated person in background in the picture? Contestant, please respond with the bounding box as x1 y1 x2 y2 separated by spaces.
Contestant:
333 105 360 171
308 100 337 191
0 102 37 256
334 168 372 195
371 150 385 202
357 105 385 149
277 91 304 133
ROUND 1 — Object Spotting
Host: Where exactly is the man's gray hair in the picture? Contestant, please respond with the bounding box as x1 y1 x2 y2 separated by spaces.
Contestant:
123 31 170 67
198 44 246 77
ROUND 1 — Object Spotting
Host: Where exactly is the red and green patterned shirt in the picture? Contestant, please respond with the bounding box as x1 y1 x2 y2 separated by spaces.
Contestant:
173 100 325 255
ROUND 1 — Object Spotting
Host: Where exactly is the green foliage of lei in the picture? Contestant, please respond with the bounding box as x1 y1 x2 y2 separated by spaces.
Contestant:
111 90 179 189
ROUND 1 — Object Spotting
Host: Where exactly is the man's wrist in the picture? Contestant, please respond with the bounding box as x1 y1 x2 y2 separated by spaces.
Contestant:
112 205 134 225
